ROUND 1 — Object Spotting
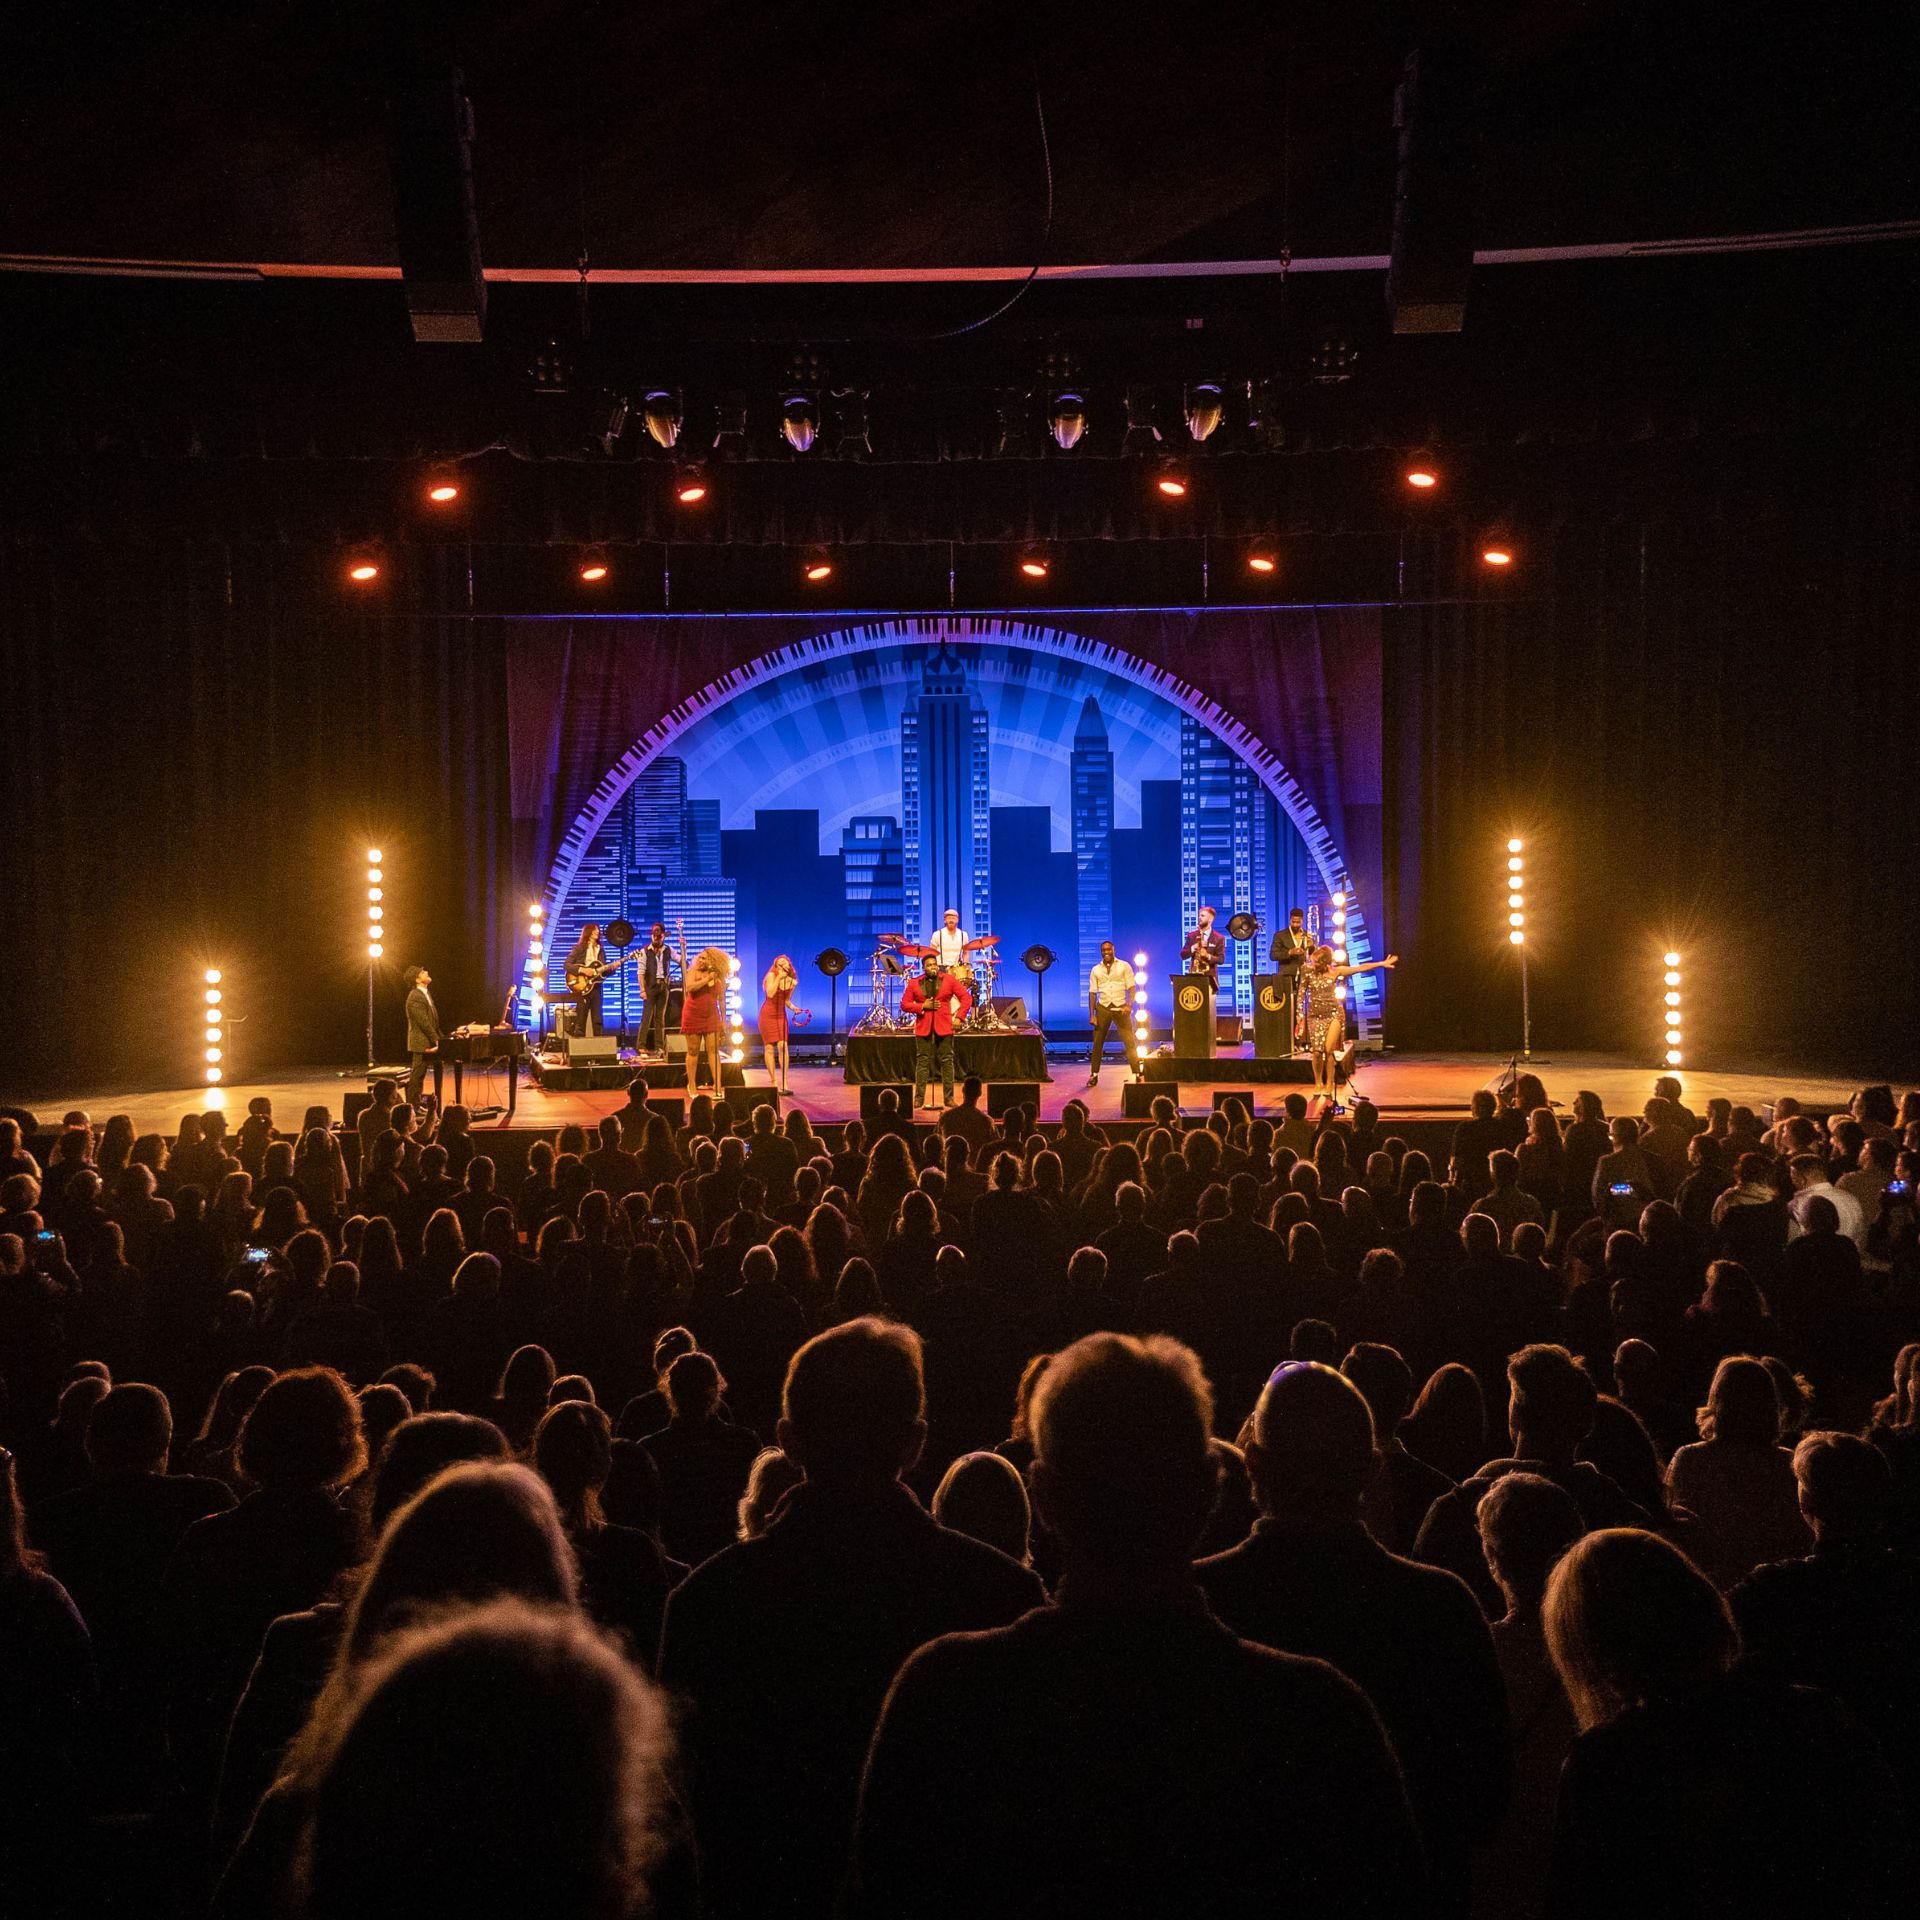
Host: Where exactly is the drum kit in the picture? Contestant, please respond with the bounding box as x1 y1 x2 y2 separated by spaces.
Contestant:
850 933 1018 1034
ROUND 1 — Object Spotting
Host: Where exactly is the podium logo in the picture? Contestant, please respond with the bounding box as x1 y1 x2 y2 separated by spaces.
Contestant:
1258 985 1282 1012
1176 984 1206 1014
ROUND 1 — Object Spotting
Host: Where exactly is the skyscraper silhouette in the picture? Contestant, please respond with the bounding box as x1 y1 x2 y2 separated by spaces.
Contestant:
1071 695 1115 988
900 640 991 938
1181 714 1259 1017
842 816 905 1006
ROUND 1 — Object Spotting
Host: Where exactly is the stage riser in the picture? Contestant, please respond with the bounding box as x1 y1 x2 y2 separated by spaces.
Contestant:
1141 1050 1356 1085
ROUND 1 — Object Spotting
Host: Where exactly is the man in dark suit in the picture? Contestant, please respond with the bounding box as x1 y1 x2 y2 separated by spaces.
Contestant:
637 920 678 1057
1271 905 1312 1043
404 964 442 1108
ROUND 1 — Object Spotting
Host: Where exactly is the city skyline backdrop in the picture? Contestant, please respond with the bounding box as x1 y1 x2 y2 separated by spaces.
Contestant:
536 638 1355 1030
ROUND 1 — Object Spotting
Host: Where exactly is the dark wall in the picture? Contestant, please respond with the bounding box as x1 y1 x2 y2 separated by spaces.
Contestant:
1384 427 1920 1074
0 544 515 1095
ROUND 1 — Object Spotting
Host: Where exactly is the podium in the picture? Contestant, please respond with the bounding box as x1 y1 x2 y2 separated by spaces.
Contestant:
1252 972 1297 1059
1171 973 1217 1059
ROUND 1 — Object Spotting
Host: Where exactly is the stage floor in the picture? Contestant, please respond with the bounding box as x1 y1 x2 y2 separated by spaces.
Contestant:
11 1051 1864 1136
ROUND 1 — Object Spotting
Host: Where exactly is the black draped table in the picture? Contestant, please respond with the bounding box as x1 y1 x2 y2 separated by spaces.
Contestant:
844 1029 1051 1085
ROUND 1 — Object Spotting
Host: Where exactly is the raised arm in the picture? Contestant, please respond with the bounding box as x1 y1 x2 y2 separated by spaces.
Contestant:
1336 954 1399 979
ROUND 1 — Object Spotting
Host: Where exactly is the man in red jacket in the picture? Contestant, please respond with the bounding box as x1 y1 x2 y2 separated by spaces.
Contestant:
902 953 973 1111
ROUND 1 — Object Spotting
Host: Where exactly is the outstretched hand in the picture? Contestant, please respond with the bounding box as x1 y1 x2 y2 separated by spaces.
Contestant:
1384 954 1400 968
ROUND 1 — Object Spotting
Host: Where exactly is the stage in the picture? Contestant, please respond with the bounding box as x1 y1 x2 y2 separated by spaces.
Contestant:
12 1051 1864 1140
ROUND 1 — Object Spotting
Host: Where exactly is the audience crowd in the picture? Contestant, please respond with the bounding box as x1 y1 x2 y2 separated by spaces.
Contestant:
1 1069 1917 1916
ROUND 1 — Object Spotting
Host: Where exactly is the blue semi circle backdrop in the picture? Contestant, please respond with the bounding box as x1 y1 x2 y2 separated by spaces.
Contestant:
535 618 1373 1034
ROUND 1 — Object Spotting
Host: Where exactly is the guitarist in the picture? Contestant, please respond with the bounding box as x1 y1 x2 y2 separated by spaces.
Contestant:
564 922 609 1037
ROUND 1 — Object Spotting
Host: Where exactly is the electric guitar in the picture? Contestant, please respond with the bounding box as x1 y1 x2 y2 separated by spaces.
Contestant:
565 949 642 994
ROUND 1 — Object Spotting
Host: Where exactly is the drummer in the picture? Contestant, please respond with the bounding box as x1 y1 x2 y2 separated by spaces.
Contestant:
930 909 972 971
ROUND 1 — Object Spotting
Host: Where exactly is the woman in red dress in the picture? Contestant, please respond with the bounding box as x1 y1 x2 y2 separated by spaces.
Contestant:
677 924 729 1095
759 955 798 1094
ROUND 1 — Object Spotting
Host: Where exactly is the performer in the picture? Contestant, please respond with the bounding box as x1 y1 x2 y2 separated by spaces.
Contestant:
882 909 997 971
1086 940 1141 1089
930 909 970 971
1301 944 1398 1104
403 964 442 1109
1181 906 1227 988
677 922 729 1095
564 922 607 1037
637 921 678 1058
901 951 972 1111
1270 906 1312 1049
760 954 798 1095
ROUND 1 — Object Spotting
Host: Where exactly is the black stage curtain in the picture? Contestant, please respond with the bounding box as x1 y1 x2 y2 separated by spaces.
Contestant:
0 543 515 1098
1383 423 1920 1076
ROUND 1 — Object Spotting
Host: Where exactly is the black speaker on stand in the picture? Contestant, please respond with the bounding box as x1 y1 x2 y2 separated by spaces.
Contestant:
1022 944 1055 1041
606 918 635 1045
816 948 849 1064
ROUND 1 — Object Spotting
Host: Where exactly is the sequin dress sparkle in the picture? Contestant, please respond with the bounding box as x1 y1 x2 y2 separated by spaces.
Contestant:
1304 968 1344 1052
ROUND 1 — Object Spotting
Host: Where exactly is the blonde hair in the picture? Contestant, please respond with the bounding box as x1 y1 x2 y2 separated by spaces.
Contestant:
687 946 731 991
1543 1528 1737 1730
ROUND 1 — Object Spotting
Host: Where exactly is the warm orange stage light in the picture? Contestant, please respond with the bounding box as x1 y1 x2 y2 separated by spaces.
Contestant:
1247 554 1277 574
675 481 708 504
578 562 609 583
426 482 460 503
347 562 380 582
1482 546 1513 568
1406 468 1437 489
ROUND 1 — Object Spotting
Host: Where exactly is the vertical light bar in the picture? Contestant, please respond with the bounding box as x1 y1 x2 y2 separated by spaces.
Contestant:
1506 840 1526 944
367 848 386 958
1663 951 1683 1067
527 900 545 1019
1132 950 1150 1048
203 967 225 1088
1332 888 1350 1001
727 956 745 1064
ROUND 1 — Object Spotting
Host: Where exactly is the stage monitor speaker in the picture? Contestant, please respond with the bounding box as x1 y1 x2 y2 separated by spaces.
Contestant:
564 1032 619 1061
986 1082 1041 1118
388 59 487 343
859 1084 916 1120
343 1091 372 1127
1387 40 1484 335
1212 1091 1258 1118
729 1087 783 1121
1122 1080 1166 1119
645 1096 686 1126
989 996 1028 1027
1215 1013 1243 1047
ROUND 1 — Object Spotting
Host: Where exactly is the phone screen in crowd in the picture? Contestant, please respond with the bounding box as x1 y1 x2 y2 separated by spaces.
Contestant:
1890 1180 1913 1199
1608 1182 1635 1197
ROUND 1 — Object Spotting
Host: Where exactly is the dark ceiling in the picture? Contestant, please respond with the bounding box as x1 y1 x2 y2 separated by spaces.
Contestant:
2 1 1913 275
